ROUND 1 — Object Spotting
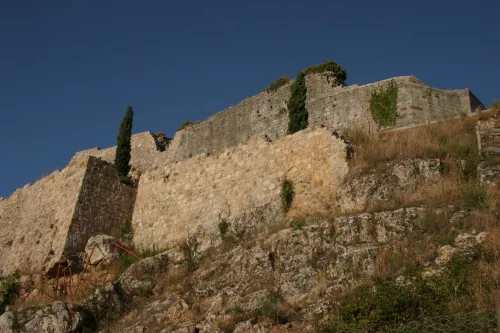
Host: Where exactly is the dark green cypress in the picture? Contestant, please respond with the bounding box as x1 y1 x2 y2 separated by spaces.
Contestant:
287 72 308 134
115 106 133 178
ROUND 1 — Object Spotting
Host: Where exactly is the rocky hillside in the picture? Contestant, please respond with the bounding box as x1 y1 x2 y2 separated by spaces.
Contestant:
1 110 500 333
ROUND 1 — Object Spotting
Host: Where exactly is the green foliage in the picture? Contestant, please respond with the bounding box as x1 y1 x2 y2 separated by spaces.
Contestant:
304 60 347 85
119 175 134 186
265 75 291 93
370 83 398 127
259 292 284 322
218 220 230 237
290 217 306 230
0 273 20 314
287 72 308 134
115 244 168 273
324 250 479 332
281 179 295 213
179 237 198 272
178 121 194 131
490 99 500 109
461 185 489 210
115 106 133 178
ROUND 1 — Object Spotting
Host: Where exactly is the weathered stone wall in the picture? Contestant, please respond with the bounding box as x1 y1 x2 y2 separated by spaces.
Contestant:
0 160 86 275
0 156 136 275
63 157 137 255
131 127 349 249
307 75 478 133
73 75 482 174
73 132 162 172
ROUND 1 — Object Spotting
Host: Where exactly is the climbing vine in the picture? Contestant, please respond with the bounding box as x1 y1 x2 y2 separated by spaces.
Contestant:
370 83 398 127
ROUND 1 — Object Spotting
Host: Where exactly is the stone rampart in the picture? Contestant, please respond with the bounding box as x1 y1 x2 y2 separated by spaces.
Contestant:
72 75 483 174
131 127 349 249
0 156 136 275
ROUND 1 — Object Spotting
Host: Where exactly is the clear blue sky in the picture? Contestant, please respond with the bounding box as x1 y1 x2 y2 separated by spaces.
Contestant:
0 0 499 197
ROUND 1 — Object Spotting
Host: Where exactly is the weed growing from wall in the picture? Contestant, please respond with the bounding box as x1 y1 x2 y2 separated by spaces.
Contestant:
370 83 398 127
281 179 295 213
304 60 347 85
265 75 291 93
178 121 195 131
287 72 308 134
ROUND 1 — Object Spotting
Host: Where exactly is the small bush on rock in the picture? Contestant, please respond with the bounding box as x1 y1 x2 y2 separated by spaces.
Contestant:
0 272 20 314
281 179 295 213
461 185 489 210
265 75 291 93
178 121 195 131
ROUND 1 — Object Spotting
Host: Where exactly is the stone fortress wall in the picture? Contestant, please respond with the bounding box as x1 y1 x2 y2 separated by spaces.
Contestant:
74 74 483 175
131 127 349 249
0 156 135 275
0 72 485 275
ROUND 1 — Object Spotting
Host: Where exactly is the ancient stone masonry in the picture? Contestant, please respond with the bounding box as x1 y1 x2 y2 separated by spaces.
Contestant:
74 75 483 175
0 73 485 276
0 156 135 275
131 128 349 250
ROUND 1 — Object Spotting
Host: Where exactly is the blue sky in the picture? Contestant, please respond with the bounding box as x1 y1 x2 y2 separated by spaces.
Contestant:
0 0 499 197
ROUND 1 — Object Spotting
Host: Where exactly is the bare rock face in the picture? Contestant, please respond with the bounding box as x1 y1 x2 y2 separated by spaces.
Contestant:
337 159 441 213
477 162 500 185
119 248 184 296
85 235 121 266
7 302 83 333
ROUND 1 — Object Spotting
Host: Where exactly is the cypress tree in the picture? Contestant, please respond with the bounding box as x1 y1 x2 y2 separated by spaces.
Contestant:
115 106 134 178
287 72 308 134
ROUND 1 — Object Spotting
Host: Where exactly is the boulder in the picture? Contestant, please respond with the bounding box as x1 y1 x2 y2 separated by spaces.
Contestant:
13 301 84 333
119 249 184 296
85 235 121 266
337 159 440 213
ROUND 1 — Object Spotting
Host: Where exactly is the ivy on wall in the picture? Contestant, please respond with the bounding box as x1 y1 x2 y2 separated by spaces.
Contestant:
370 83 398 127
287 72 308 134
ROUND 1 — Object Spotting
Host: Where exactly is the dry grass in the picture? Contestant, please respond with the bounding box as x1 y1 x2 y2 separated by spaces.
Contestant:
344 117 478 174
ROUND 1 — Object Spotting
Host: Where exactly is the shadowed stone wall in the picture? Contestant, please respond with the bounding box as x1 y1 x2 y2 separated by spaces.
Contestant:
0 156 136 275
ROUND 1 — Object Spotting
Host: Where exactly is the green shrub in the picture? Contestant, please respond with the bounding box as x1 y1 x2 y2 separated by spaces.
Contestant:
324 250 480 332
370 83 398 127
119 175 134 186
115 106 133 178
178 121 194 131
265 75 291 93
281 179 295 213
0 273 20 314
304 60 347 85
461 185 489 210
287 72 308 134
218 220 230 237
179 237 198 272
290 217 306 230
